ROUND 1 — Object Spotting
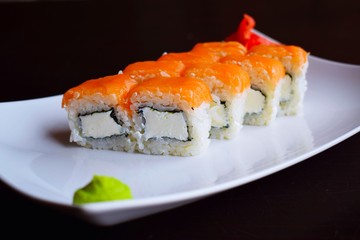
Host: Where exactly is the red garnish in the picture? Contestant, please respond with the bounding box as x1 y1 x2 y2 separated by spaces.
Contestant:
226 14 276 50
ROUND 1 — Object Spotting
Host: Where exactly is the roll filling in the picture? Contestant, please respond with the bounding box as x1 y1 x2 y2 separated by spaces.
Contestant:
139 107 189 141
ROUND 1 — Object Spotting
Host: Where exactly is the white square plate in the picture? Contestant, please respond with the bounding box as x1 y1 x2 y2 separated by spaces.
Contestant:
0 54 359 226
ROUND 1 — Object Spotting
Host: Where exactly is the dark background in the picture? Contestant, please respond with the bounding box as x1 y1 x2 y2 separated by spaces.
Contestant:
1 0 360 239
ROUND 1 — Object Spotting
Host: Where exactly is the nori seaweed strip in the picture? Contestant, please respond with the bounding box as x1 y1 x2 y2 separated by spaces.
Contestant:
286 73 293 80
137 106 182 113
85 133 129 140
218 101 230 129
250 86 266 98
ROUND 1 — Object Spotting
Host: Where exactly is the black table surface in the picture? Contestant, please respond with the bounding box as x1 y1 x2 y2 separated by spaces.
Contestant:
1 0 360 239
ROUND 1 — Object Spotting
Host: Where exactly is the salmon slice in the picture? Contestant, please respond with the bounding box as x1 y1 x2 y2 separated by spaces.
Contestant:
62 73 138 109
248 44 308 77
123 60 185 82
128 76 212 110
221 55 285 90
191 41 247 61
183 62 250 98
157 51 217 65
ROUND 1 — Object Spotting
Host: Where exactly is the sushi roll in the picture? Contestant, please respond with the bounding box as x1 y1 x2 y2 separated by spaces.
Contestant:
123 60 185 82
191 41 247 60
128 76 212 156
61 73 138 151
183 62 250 139
220 55 287 126
248 44 309 116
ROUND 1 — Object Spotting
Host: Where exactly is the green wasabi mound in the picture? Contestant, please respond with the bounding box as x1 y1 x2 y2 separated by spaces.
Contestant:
73 175 133 205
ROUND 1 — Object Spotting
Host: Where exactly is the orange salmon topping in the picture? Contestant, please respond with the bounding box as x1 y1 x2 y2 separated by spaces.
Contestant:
221 55 285 89
191 41 247 60
129 76 212 109
248 44 308 72
157 51 217 65
183 62 250 96
123 60 185 82
61 73 138 108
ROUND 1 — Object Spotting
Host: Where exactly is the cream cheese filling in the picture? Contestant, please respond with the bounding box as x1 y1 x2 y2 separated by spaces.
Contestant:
141 107 189 141
209 101 228 128
79 109 126 138
244 88 266 114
